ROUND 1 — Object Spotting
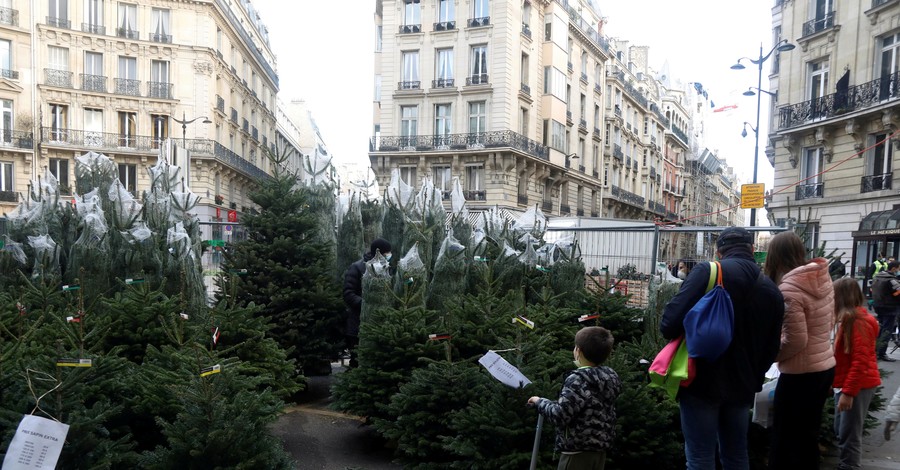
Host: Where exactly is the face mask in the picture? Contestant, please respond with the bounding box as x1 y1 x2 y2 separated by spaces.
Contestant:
384 253 392 262
677 270 687 280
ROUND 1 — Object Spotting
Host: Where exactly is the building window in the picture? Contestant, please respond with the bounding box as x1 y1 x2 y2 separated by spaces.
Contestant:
117 3 137 39
772 25 783 74
470 45 488 83
466 164 484 191
433 165 451 192
149 60 170 98
550 120 565 151
578 138 585 161
50 104 68 140
118 55 137 81
879 32 900 100
438 0 454 22
401 51 419 88
594 105 600 128
798 222 820 252
84 0 102 31
807 59 828 101
83 51 103 92
151 114 168 148
0 161 11 192
400 166 416 186
434 103 452 145
798 147 824 200
472 0 489 19
543 66 566 101
400 105 418 146
520 107 528 136
520 52 529 85
374 74 381 101
469 101 486 134
580 93 586 119
49 0 68 23
48 46 68 71
84 108 102 146
864 132 893 192
118 111 136 147
118 163 137 193
435 48 453 86
49 158 69 189
581 51 587 74
151 8 170 42
403 0 421 26
0 40 9 76
592 144 599 171
375 25 382 52
0 99 10 142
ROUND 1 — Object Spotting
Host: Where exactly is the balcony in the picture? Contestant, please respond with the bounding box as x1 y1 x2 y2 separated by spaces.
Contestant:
520 83 530 95
779 70 900 129
521 23 531 38
46 16 70 28
542 201 552 212
1 69 18 80
80 74 107 93
0 6 18 26
577 209 584 216
795 182 824 200
593 127 601 139
399 24 421 34
861 172 892 193
650 201 666 215
251 126 258 141
579 119 587 130
216 95 225 113
560 204 571 214
242 118 249 133
432 78 454 88
147 82 173 99
230 108 238 124
372 130 549 161
434 21 456 31
581 72 588 83
40 127 210 154
591 211 599 217
613 144 623 161
579 165 585 173
467 17 490 27
594 83 603 95
81 23 104 34
466 74 489 86
150 33 173 43
213 142 270 181
614 105 622 117
517 194 528 205
398 80 421 90
566 110 573 124
610 185 645 208
802 12 835 37
592 170 599 178
463 190 486 201
670 124 689 146
0 190 17 202
116 28 140 40
0 130 35 150
114 78 141 96
45 69 73 88
568 62 574 73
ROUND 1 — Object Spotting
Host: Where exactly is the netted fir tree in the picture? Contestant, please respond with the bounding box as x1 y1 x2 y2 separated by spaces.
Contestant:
216 145 343 376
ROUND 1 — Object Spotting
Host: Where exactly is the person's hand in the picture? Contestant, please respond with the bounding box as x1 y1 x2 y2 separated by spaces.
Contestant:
885 420 898 441
527 396 540 406
837 393 854 412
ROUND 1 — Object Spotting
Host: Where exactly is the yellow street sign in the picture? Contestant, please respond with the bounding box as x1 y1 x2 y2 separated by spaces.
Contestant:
741 183 765 209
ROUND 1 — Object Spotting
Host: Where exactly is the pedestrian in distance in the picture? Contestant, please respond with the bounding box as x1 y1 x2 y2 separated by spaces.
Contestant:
675 259 696 280
527 326 622 470
661 227 785 470
342 238 391 368
885 383 900 441
763 231 836 470
831 278 881 470
871 260 900 362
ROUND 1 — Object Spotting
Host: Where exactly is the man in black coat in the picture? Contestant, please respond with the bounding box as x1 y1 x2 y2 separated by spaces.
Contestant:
660 227 784 469
342 238 391 368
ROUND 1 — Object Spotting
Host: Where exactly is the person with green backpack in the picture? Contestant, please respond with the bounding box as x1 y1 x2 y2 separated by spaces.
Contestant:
660 227 784 470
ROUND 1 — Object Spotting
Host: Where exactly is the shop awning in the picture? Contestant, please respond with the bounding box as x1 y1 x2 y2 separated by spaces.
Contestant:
855 208 900 236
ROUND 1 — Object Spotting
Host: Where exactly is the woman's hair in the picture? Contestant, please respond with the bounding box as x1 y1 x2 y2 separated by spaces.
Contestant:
763 231 808 284
833 277 866 353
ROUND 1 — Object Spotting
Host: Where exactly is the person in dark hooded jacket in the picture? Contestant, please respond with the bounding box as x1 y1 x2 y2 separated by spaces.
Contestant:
342 238 391 367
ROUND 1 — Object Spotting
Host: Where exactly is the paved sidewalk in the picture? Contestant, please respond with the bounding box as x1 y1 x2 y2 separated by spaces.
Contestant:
822 344 900 469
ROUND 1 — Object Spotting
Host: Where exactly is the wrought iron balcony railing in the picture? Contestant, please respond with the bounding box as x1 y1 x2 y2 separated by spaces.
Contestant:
213 142 270 181
609 185 645 208
463 190 486 201
522 23 531 38
251 126 258 141
670 125 689 146
81 23 104 34
468 17 490 27
434 21 456 31
466 74 489 85
0 190 17 202
40 127 210 154
592 170 599 178
579 119 587 129
398 80 421 90
576 208 584 216
518 194 528 205
216 95 225 113
861 172 892 193
779 70 900 129
802 12 835 37
116 28 140 40
581 72 588 83
46 16 70 28
0 130 34 150
614 105 622 117
795 182 824 200
399 24 421 34
45 69 73 88
542 201 552 212
568 62 574 73
80 73 106 93
520 83 530 95
579 165 585 173
594 83 602 95
372 130 549 160
873 0 894 7
432 78 454 88
613 144 623 161
1 69 18 80
114 78 140 96
230 108 238 124
651 201 666 214
242 118 249 133
0 6 18 26
147 81 173 99
150 33 173 43
560 204 571 214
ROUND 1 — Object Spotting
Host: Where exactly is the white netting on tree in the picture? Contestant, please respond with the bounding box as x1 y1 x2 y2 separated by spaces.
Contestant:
27 234 59 277
475 206 507 241
2 236 26 265
450 177 467 217
122 221 153 244
107 180 144 228
303 153 334 187
511 206 547 235
166 222 194 259
517 239 539 267
415 176 444 220
398 242 426 274
73 189 109 250
386 168 414 207
39 169 58 196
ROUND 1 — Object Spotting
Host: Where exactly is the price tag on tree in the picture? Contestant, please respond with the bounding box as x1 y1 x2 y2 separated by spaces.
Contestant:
478 350 532 389
2 414 69 469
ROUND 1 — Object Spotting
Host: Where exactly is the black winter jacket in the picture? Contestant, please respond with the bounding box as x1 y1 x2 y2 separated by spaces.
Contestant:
343 253 373 336
660 249 784 404
536 365 621 452
872 270 900 308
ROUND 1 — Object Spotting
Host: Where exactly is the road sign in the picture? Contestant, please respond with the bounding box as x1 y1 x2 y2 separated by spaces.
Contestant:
741 183 765 209
224 225 233 233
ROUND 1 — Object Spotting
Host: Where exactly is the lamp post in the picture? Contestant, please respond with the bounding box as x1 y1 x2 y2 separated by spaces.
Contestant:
731 39 795 227
171 111 212 148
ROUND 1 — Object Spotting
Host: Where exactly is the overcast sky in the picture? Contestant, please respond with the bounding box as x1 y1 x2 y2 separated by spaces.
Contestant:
252 0 775 220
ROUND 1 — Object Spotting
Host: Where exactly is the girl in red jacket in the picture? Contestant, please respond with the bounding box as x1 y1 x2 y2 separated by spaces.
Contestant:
832 278 882 470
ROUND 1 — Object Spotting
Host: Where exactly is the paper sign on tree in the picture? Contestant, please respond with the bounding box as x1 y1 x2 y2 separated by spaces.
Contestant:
478 351 532 389
2 414 69 470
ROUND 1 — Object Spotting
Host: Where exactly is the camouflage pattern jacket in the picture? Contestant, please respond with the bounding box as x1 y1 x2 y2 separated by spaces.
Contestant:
535 365 621 452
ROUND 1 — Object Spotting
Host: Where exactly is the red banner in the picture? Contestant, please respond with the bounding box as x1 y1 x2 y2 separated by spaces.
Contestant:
215 207 221 219
227 210 237 222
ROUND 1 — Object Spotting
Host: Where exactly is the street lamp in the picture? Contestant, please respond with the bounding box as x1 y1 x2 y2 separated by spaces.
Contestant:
172 112 212 148
731 39 795 227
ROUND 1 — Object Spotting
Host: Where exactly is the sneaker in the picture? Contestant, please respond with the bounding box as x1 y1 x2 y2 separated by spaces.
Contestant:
878 355 897 362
